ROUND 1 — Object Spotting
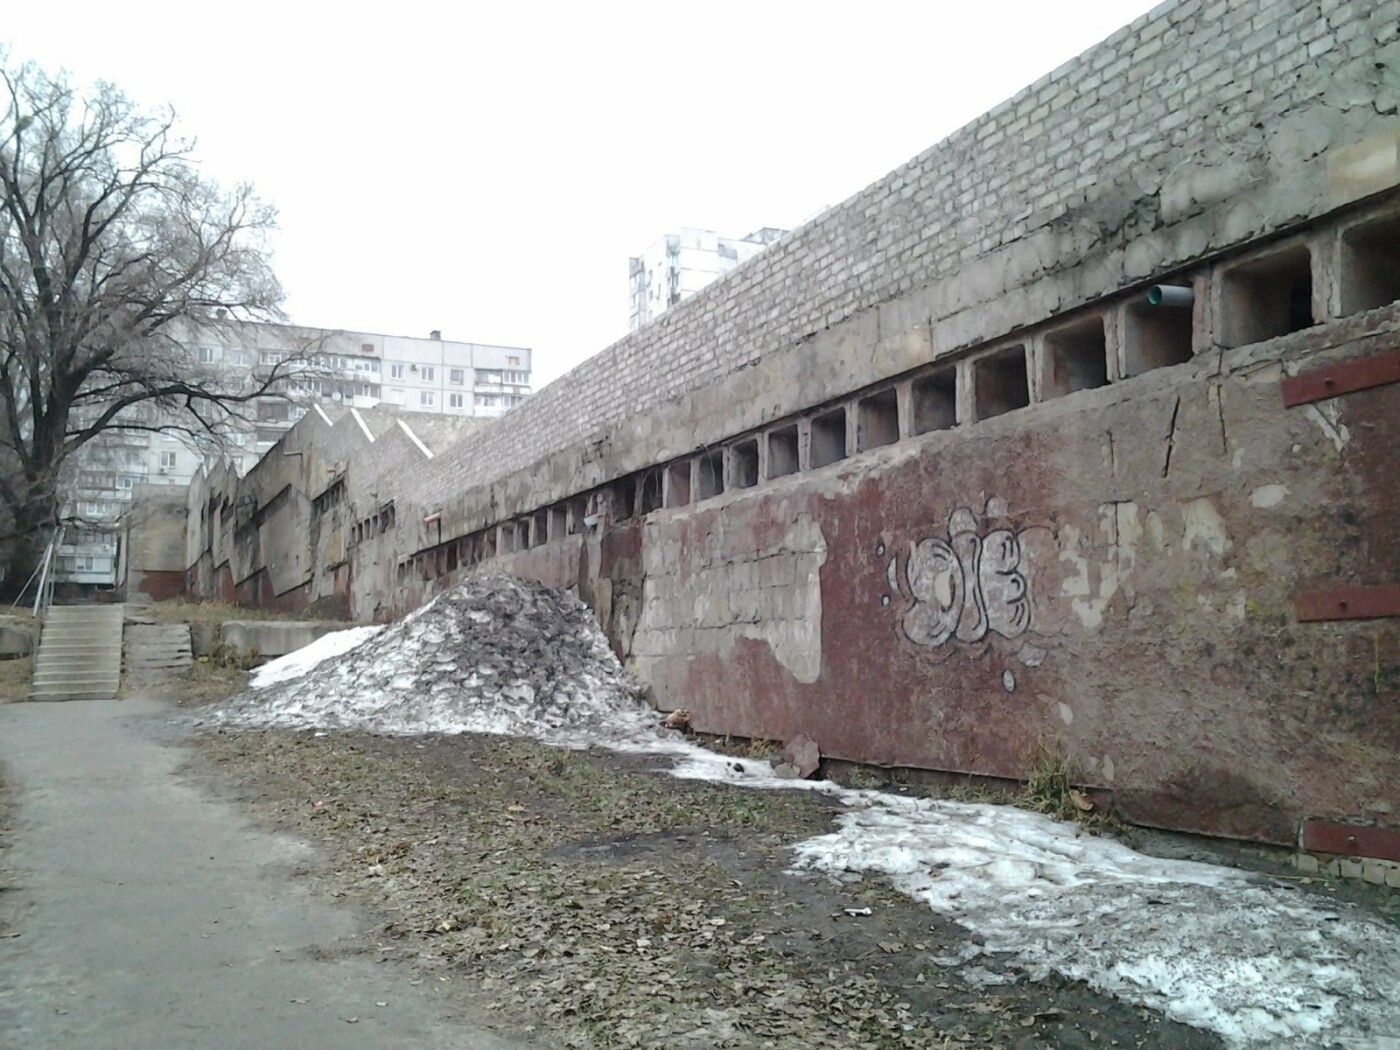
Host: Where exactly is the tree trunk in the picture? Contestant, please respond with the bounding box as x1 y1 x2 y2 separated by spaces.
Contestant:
0 502 57 604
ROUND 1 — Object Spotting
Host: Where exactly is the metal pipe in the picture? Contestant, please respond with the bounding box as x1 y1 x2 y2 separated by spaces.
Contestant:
1147 285 1194 307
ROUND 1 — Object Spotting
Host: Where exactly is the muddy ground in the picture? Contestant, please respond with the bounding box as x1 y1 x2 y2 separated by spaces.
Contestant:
191 727 1225 1050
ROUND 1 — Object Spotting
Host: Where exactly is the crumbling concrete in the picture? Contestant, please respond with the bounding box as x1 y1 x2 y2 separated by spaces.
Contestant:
181 0 1400 856
219 621 360 662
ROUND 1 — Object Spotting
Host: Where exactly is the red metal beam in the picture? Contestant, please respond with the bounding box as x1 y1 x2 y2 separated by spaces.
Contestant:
1281 349 1400 407
1293 584 1400 622
1302 820 1400 863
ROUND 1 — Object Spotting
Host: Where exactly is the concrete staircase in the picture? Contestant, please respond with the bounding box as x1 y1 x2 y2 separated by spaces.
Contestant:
124 623 193 676
29 604 125 701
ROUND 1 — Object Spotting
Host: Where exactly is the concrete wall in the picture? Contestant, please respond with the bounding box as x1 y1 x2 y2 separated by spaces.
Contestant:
184 0 1400 855
121 484 190 601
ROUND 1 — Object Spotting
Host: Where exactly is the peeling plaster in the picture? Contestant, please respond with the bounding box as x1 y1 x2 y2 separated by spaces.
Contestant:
1250 484 1290 508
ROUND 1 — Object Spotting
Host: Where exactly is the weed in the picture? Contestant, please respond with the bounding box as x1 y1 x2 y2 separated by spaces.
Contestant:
846 766 888 790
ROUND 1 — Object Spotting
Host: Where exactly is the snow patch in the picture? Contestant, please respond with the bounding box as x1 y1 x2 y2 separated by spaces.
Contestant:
249 626 385 688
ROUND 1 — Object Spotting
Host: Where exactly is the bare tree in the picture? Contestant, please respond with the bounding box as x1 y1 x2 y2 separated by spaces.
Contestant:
0 52 310 592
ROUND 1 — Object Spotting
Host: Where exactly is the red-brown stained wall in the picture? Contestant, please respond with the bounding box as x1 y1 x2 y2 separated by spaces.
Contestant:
623 337 1399 846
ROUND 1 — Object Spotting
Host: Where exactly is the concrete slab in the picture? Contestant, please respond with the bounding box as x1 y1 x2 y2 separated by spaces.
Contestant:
220 621 356 661
0 697 525 1050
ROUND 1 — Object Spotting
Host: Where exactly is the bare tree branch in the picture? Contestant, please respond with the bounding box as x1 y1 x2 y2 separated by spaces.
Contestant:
0 48 286 587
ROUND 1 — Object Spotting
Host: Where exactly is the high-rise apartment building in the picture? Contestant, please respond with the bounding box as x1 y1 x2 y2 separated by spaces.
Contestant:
628 227 786 331
52 321 532 586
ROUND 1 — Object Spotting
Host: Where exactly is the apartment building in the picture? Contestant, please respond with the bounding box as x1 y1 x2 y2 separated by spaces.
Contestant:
53 321 532 586
628 227 786 331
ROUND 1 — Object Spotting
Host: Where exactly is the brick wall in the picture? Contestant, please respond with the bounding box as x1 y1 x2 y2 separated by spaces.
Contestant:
396 0 1399 520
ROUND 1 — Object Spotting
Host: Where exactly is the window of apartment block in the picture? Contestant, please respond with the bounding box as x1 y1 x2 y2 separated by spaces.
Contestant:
507 356 520 366
477 394 500 407
159 451 177 469
450 369 465 384
417 366 433 381
390 364 404 379
198 346 217 364
449 393 464 408
420 391 435 407
117 475 133 490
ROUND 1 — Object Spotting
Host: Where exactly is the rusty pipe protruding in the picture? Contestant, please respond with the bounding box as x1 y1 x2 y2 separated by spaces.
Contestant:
1146 284 1194 307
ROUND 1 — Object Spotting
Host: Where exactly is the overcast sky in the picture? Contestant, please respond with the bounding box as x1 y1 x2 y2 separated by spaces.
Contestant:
5 0 1157 388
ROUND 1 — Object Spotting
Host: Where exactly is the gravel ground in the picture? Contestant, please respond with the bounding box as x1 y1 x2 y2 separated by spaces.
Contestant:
191 728 1223 1050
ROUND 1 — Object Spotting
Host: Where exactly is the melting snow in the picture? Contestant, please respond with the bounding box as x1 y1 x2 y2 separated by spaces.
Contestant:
210 574 1400 1049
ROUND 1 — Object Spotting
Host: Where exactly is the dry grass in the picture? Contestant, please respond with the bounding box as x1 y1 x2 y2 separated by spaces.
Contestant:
136 599 305 625
0 658 30 704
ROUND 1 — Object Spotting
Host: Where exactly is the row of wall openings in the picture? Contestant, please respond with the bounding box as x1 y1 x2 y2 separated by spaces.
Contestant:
460 208 1400 549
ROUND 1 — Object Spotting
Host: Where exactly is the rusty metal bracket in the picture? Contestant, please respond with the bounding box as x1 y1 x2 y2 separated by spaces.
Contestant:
1302 820 1400 863
1281 349 1400 407
1293 584 1400 622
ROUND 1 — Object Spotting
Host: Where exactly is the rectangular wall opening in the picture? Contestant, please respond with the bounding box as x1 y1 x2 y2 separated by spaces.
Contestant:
856 388 900 451
1043 317 1109 397
514 520 530 550
482 529 496 560
1220 245 1314 348
532 509 548 547
911 367 957 434
810 407 847 468
549 505 567 541
499 523 515 554
767 425 799 478
731 439 759 488
612 477 636 522
974 345 1030 419
639 470 663 514
1124 290 1194 377
568 495 588 534
1340 214 1400 316
445 544 459 572
696 450 725 500
665 461 691 507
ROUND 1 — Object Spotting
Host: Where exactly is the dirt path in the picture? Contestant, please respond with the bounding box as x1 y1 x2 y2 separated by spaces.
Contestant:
193 727 1225 1050
0 697 527 1050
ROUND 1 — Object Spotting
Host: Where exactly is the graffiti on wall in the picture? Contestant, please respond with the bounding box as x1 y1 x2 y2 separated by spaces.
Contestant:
879 502 1048 685
900 507 1031 649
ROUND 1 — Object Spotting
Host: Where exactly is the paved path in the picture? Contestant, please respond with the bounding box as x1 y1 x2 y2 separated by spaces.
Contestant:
0 698 522 1050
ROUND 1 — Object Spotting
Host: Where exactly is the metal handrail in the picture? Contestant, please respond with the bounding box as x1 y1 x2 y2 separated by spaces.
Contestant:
26 527 63 621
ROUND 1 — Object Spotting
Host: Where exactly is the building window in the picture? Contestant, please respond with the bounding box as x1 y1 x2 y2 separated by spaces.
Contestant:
116 475 134 490
390 364 404 379
449 393 464 408
504 370 529 384
352 358 379 373
358 383 377 397
450 368 465 384
159 451 177 469
420 391 435 407
198 346 217 364
483 372 502 384
507 355 520 366
230 433 247 446
421 366 435 382
476 394 500 407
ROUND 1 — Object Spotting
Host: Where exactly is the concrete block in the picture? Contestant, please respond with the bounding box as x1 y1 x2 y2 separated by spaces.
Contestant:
219 621 360 661
1292 852 1320 874
0 617 35 659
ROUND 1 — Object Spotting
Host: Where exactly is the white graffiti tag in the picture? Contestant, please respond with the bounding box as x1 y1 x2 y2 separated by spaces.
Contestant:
901 507 1031 649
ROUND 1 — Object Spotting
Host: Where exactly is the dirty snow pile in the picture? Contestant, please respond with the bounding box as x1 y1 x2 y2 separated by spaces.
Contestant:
214 575 1400 1050
788 794 1400 1049
216 575 657 744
